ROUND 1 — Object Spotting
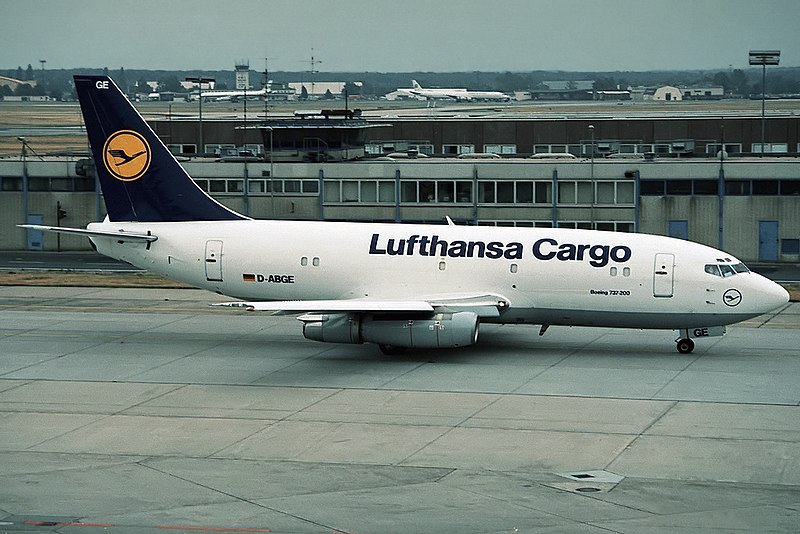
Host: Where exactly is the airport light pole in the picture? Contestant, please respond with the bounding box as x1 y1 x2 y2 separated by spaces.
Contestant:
264 126 274 218
185 76 215 157
18 137 28 230
718 123 726 250
748 50 780 155
39 59 46 90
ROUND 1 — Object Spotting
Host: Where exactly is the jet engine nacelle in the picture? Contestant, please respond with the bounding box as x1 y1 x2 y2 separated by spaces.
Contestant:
301 312 479 349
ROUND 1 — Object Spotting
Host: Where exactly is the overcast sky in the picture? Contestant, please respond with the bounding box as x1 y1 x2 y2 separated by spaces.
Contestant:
3 0 798 73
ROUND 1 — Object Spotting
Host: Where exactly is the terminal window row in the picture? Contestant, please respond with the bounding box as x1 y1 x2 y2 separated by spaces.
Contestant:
0 176 95 192
478 180 634 205
369 141 797 158
478 220 634 232
193 179 319 195
321 179 635 206
641 179 800 196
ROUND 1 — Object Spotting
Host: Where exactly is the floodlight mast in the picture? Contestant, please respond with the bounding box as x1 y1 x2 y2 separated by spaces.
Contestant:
748 50 780 155
185 76 216 157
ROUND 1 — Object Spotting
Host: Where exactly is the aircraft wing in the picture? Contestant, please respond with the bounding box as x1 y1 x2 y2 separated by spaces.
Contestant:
18 225 158 242
217 294 509 318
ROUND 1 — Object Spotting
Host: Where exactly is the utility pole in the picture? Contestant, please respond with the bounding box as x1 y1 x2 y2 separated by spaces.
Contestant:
307 49 321 99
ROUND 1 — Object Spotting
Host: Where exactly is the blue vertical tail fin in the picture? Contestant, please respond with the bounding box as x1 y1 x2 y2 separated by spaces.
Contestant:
74 75 247 222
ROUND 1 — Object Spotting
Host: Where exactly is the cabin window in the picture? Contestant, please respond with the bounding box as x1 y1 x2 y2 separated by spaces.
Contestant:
312 257 320 267
510 264 518 274
439 261 446 271
623 267 631 277
301 257 308 266
610 267 618 277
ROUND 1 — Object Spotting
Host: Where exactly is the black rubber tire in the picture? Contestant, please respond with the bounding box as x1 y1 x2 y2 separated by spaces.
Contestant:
676 338 695 354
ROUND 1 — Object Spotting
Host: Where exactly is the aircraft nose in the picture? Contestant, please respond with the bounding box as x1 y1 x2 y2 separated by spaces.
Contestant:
755 276 790 312
769 282 790 309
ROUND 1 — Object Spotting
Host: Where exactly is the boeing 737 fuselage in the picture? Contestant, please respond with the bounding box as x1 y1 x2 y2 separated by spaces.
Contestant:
22 76 789 354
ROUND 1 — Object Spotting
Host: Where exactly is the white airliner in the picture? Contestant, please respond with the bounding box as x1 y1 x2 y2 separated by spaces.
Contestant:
405 80 510 102
187 88 269 102
22 76 789 354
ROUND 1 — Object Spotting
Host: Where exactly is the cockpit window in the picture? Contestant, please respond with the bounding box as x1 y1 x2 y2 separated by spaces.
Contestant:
732 262 750 273
705 262 749 277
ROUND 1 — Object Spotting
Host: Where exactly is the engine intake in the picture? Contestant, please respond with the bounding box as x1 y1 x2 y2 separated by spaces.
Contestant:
301 312 479 349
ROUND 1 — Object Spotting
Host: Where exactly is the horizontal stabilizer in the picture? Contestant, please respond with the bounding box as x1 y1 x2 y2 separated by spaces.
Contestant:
18 224 158 242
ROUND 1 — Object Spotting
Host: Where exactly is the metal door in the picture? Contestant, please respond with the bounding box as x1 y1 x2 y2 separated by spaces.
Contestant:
653 253 675 298
204 240 223 281
26 214 43 251
758 221 778 261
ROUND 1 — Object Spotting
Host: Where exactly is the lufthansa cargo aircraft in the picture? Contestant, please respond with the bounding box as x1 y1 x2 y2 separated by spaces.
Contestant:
22 76 789 354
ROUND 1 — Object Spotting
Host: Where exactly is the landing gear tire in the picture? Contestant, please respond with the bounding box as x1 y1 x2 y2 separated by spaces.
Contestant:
676 338 695 354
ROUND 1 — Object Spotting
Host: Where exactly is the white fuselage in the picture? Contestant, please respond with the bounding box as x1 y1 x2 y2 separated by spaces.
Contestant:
88 220 788 331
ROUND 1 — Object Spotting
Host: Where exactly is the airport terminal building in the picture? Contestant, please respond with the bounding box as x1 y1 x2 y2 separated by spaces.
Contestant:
1 110 799 263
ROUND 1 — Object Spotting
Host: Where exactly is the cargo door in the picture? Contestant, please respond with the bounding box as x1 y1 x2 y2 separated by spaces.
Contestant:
205 239 223 282
653 253 675 298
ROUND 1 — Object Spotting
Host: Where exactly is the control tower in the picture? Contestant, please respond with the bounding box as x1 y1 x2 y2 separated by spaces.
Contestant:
235 61 250 90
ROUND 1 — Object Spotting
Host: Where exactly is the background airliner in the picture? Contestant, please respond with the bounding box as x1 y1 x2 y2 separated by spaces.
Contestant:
187 87 269 102
405 80 510 102
22 76 789 354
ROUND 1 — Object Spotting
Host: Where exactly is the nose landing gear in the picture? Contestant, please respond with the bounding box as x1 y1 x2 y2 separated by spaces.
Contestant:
676 338 695 354
675 326 726 354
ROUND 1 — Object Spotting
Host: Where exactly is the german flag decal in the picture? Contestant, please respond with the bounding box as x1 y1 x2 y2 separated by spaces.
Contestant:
242 273 256 282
